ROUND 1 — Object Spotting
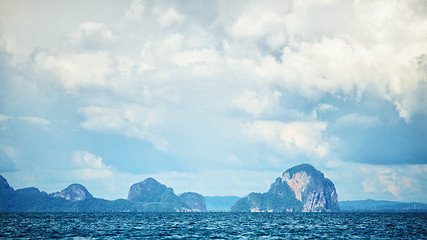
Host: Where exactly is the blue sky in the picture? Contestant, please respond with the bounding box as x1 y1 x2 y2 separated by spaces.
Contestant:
0 0 426 202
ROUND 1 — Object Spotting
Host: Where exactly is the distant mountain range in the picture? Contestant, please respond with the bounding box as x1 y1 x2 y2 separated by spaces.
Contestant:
0 175 206 212
205 196 240 211
339 199 427 212
203 197 427 212
1 165 426 212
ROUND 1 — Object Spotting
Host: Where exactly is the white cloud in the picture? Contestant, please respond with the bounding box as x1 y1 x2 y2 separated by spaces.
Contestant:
1 0 426 202
231 90 281 116
243 120 329 158
246 0 427 121
359 164 426 199
376 169 400 197
73 151 104 169
124 0 144 20
0 114 50 126
80 104 168 151
272 37 372 99
152 7 184 28
0 146 16 172
170 48 220 67
72 151 113 180
163 33 184 50
335 113 380 128
362 180 376 193
0 114 9 122
69 21 115 48
312 103 337 119
3 0 426 125
316 103 337 113
19 117 50 126
325 162 427 201
231 9 287 50
36 51 113 91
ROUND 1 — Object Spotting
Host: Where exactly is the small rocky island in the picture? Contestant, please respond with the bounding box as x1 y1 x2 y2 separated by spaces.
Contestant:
50 184 93 201
231 164 340 212
127 177 207 212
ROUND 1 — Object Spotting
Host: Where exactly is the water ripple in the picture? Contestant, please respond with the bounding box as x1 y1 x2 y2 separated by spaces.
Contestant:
0 212 425 239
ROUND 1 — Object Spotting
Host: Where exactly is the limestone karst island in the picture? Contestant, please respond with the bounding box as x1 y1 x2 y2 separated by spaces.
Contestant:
0 164 339 212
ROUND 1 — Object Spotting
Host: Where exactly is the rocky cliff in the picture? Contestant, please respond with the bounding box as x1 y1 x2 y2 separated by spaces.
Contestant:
179 192 207 212
232 164 340 212
127 178 207 212
128 177 180 204
0 176 13 192
51 184 93 201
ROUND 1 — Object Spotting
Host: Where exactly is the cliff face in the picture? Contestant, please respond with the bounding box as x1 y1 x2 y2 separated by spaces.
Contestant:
232 164 340 212
0 176 13 192
179 192 207 212
127 178 182 205
51 184 93 201
281 164 339 212
128 178 207 212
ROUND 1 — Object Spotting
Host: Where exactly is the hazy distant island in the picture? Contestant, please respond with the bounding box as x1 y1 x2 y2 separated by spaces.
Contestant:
339 199 427 212
205 196 241 211
1 164 426 212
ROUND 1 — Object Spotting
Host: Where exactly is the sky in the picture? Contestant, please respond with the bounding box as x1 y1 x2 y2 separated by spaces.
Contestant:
0 0 426 202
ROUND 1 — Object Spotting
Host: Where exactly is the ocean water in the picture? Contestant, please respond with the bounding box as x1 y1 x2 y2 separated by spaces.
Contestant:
0 212 425 239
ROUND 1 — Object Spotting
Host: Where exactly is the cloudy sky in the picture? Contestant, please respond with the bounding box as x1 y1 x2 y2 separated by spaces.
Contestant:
0 0 426 202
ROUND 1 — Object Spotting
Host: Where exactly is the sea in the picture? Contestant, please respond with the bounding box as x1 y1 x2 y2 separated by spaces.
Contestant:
0 212 425 239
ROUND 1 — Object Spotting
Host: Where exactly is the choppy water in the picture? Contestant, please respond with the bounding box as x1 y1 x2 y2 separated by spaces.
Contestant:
0 212 425 239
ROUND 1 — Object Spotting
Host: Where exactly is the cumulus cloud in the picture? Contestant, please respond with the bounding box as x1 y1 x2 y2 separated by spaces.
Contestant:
152 7 185 28
312 103 337 119
80 104 168 151
359 164 426 200
68 21 115 49
249 0 427 121
36 51 113 92
0 114 50 127
1 0 426 200
124 0 144 20
321 160 427 201
230 3 289 50
231 90 281 116
335 113 380 128
257 37 374 99
72 151 113 180
243 120 329 158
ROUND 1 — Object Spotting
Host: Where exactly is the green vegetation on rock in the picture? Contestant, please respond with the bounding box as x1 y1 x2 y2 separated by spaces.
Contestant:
0 175 206 212
231 164 340 212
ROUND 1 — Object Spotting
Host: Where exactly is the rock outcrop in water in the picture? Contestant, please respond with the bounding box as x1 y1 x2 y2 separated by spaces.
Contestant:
51 184 93 201
0 175 206 212
127 178 207 212
339 199 427 212
179 192 207 212
231 164 340 212
0 176 13 192
128 178 181 204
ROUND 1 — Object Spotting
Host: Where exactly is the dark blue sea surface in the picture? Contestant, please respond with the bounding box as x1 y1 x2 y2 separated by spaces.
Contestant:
0 212 425 239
